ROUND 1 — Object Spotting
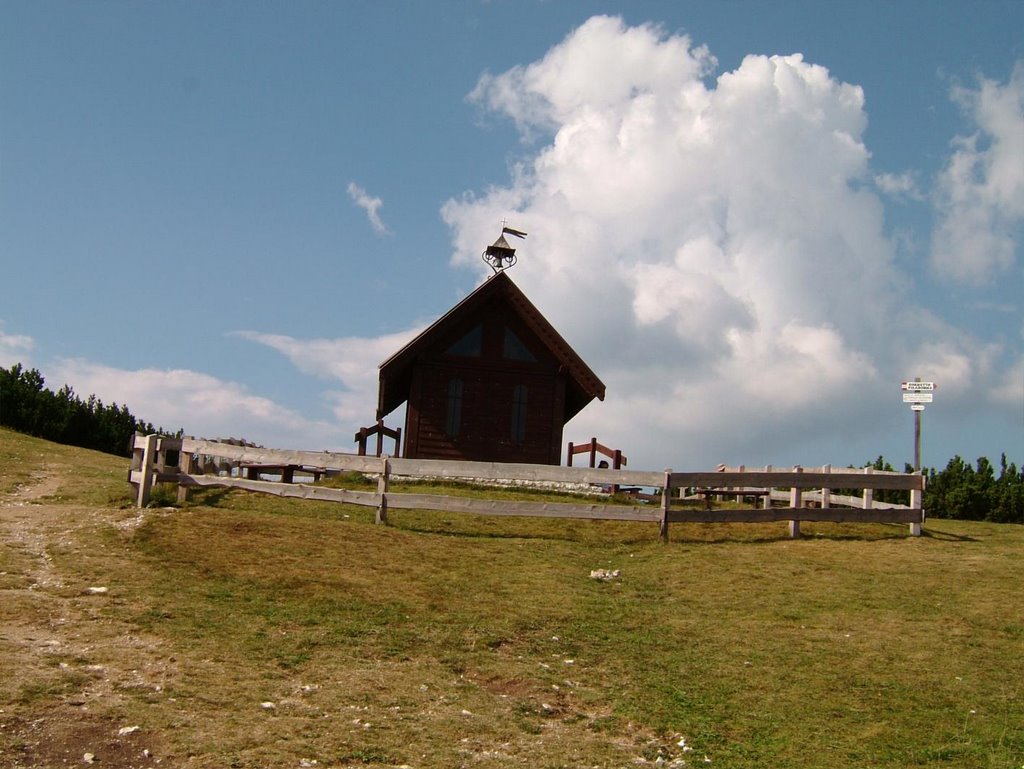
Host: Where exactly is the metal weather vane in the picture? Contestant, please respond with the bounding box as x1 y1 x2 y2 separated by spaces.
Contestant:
482 223 527 274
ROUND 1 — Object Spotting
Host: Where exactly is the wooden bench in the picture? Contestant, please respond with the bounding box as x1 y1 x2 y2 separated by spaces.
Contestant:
240 464 324 484
695 487 770 509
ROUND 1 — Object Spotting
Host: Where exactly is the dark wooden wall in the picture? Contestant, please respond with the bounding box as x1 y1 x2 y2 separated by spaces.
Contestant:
402 310 568 464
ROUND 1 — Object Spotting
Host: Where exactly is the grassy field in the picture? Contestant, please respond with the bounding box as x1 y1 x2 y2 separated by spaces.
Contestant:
1 427 1022 768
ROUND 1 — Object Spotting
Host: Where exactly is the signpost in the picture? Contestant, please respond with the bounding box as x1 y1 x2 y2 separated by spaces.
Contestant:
900 378 936 471
902 392 933 403
901 381 935 392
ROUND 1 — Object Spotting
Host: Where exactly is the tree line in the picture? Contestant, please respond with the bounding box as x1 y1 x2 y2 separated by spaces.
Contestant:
0 363 173 457
923 454 1024 524
831 454 1023 524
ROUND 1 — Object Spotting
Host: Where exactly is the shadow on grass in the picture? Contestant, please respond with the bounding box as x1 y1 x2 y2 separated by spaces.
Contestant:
388 516 657 545
660 519 937 545
385 515 922 547
187 487 237 507
919 526 979 542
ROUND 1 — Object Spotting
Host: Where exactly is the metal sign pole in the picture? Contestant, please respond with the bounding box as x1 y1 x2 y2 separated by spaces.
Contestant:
917 376 925 473
913 376 922 472
914 406 921 472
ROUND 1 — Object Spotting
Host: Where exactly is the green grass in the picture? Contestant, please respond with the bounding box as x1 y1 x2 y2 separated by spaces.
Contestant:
0 426 134 505
1 427 1022 768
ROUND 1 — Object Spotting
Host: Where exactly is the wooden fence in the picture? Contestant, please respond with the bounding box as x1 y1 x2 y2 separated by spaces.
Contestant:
128 435 926 540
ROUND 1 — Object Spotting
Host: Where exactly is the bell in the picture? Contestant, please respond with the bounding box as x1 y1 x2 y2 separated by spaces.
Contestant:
484 234 516 268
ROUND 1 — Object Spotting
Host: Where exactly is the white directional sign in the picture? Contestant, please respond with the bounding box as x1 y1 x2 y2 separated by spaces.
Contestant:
911 404 925 411
903 392 933 403
901 381 936 392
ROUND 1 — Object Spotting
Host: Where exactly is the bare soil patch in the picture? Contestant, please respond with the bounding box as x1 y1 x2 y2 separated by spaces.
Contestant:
1 467 169 768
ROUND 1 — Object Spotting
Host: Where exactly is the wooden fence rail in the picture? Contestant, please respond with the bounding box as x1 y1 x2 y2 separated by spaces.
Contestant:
129 435 925 539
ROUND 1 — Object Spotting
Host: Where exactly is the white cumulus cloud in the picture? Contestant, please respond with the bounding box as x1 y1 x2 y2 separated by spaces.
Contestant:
437 15 1007 469
931 61 1024 284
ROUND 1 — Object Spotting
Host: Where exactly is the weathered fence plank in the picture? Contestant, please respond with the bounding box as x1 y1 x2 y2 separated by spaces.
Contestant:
666 507 923 524
389 457 666 488
385 493 660 522
180 474 379 506
179 439 668 486
672 470 923 491
181 439 383 474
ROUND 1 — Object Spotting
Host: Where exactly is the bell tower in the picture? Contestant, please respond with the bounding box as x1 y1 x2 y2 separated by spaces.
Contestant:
482 225 527 273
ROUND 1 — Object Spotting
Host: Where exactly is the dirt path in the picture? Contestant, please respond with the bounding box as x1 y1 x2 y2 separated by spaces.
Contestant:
0 468 171 768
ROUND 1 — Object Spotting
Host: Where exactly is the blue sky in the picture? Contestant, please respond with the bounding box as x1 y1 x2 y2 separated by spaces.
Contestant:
2 1 1022 472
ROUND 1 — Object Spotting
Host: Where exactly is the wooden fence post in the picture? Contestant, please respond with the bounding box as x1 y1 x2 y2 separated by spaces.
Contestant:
376 456 390 525
909 475 923 536
862 467 874 510
821 464 831 509
135 434 157 508
763 465 773 509
789 466 802 538
177 438 194 505
612 449 623 494
659 470 672 542
128 433 142 496
177 440 194 505
156 441 170 478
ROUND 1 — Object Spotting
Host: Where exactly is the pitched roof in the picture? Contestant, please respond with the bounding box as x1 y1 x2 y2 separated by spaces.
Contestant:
377 271 606 420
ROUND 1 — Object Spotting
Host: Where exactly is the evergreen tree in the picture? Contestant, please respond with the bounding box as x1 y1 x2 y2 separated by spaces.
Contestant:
0 362 173 457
